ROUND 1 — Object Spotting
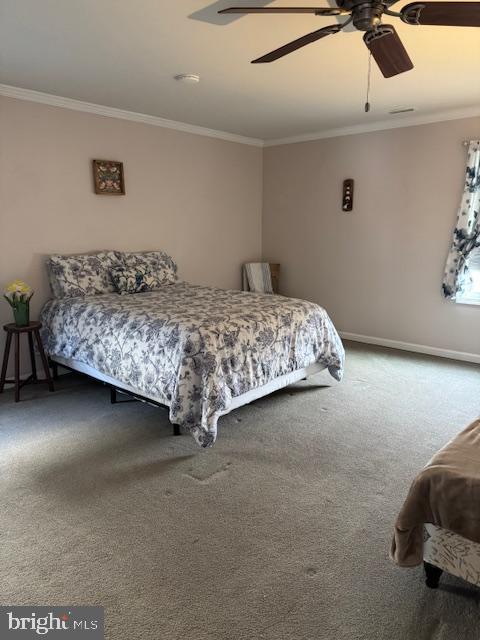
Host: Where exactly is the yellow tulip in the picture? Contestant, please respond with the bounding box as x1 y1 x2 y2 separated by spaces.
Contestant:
3 280 33 305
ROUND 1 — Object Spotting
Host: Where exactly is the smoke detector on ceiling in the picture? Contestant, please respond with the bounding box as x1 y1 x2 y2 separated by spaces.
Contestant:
174 73 200 84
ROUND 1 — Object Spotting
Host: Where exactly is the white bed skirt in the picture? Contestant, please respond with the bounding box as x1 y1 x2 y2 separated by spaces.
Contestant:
51 356 327 416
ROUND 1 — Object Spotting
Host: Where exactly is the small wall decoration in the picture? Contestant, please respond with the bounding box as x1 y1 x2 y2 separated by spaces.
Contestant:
92 159 125 195
342 179 354 212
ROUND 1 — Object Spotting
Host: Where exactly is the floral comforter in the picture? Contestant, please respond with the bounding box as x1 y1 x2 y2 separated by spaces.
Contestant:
41 283 344 447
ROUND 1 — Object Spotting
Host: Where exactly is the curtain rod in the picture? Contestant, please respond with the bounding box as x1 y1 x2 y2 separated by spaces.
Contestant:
463 139 480 146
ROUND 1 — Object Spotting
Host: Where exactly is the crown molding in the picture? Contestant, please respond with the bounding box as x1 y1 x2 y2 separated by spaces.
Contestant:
264 105 480 147
0 83 264 148
1 83 479 148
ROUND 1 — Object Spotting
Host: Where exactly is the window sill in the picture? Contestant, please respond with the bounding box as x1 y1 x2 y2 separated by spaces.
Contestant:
456 296 480 306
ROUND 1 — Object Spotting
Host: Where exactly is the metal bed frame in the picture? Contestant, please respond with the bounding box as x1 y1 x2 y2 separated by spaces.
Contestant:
50 359 182 436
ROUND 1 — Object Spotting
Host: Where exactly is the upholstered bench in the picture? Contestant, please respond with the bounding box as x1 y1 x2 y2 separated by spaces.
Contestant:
391 418 480 588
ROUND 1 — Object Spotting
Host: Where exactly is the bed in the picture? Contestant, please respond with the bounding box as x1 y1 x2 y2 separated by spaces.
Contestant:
40 251 344 447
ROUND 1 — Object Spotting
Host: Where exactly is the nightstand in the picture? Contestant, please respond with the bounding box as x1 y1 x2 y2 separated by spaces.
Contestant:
0 321 54 402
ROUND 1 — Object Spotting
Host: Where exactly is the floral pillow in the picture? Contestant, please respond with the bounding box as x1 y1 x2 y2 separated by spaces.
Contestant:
46 251 123 298
121 251 178 285
111 267 171 295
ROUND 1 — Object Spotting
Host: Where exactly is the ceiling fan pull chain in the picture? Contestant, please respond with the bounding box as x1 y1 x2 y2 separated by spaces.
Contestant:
364 51 372 113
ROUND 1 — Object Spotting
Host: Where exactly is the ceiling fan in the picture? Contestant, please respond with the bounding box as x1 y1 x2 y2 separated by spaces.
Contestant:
218 2 480 77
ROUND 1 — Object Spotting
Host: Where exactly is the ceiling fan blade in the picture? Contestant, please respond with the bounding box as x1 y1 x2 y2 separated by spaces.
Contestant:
219 6 346 15
251 24 341 63
364 25 414 78
401 2 480 26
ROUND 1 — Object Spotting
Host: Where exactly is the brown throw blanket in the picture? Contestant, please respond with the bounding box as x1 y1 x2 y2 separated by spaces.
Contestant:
391 418 480 567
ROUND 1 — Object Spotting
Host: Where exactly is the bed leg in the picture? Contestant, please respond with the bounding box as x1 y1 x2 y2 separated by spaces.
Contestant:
173 424 181 437
424 561 443 589
110 387 117 404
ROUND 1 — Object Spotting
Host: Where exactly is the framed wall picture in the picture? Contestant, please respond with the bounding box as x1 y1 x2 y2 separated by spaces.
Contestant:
92 159 125 195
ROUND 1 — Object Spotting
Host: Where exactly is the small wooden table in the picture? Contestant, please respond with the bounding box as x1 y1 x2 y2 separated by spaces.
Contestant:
0 321 54 402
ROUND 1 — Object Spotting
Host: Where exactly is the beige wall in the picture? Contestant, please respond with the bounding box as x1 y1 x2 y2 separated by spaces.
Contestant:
0 96 262 369
2 94 480 377
263 117 480 356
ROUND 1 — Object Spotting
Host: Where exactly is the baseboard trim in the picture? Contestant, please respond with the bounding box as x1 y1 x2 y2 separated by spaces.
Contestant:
339 332 480 365
1 361 69 390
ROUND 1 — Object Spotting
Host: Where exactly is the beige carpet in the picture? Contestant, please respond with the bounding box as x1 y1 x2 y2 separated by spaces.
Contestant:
1 342 479 640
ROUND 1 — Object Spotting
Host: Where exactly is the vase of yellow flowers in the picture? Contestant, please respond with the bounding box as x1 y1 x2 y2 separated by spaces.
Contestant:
3 280 34 327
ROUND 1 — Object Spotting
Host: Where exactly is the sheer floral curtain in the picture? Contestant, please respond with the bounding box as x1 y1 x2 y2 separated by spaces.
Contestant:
442 140 480 300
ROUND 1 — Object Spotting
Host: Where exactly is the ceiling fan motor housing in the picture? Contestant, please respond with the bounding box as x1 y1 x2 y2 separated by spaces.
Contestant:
337 0 387 30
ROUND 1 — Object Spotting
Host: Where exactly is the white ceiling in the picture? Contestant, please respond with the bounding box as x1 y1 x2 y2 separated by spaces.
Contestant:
1 0 480 140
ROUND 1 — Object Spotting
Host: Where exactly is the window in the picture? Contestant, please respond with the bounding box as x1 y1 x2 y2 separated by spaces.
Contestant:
457 248 480 305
